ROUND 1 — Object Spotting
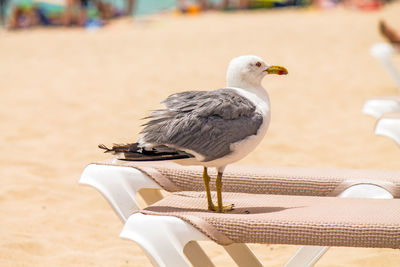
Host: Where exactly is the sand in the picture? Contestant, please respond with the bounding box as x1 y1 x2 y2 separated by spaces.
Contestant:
1 3 400 266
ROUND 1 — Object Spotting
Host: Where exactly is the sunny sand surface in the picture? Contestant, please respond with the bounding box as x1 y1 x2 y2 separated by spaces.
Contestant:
1 2 400 266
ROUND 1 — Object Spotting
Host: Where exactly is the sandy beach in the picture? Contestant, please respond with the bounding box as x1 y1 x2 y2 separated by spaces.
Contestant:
1 2 400 266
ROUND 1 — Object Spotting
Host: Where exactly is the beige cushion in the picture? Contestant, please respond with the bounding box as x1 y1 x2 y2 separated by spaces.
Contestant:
140 191 400 248
94 159 400 197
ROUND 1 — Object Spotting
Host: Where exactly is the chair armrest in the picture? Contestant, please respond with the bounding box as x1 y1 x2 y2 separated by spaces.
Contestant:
79 164 162 222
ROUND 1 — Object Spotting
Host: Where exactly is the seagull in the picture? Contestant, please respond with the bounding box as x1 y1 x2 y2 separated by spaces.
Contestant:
99 55 287 213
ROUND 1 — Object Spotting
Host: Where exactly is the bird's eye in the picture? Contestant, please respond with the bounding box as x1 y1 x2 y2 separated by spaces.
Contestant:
255 62 262 67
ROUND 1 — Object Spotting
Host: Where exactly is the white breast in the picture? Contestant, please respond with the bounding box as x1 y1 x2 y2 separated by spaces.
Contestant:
199 87 271 169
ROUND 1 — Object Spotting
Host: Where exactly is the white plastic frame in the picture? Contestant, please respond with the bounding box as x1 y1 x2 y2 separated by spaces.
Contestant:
363 43 400 118
79 163 259 266
362 98 400 118
370 42 400 91
375 116 400 146
79 164 394 267
80 163 162 222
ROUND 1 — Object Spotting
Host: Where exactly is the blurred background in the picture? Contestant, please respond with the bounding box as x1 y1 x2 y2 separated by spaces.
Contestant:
1 0 400 266
0 0 396 28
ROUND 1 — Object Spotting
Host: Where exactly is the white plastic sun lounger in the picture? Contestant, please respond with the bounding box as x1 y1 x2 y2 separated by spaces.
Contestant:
370 42 400 91
362 96 400 118
80 160 400 267
363 43 400 118
375 112 400 146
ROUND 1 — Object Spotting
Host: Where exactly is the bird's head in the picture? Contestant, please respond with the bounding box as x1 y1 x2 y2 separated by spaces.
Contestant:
226 55 288 89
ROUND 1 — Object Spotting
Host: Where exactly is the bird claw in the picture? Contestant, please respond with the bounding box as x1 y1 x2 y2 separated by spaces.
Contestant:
208 203 235 213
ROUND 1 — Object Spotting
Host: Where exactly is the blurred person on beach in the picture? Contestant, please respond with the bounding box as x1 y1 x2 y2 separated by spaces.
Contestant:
222 0 250 9
7 0 122 29
124 0 135 16
8 1 38 29
63 0 89 26
78 0 89 25
178 0 209 12
0 0 8 25
380 20 400 49
8 2 66 29
177 0 250 12
95 0 122 20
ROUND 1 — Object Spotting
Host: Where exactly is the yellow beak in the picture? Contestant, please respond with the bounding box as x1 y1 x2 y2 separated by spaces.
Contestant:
265 65 288 75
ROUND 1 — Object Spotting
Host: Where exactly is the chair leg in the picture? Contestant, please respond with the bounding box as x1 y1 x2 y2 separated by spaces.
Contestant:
370 42 400 91
120 213 210 267
184 241 215 267
284 246 329 267
139 189 215 267
285 183 394 267
224 243 263 267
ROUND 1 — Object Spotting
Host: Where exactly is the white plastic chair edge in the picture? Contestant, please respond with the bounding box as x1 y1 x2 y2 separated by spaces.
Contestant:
375 117 400 146
121 213 209 267
79 163 162 222
362 98 400 118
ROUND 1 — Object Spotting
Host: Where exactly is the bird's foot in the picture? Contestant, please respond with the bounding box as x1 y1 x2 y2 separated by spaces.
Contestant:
208 203 234 213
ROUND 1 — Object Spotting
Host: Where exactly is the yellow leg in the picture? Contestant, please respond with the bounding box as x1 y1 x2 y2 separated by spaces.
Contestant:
215 171 234 213
203 167 215 211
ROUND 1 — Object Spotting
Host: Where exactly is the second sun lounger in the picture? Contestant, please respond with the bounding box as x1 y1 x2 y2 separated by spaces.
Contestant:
375 112 400 146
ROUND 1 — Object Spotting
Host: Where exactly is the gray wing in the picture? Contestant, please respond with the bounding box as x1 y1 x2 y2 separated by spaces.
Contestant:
140 88 264 162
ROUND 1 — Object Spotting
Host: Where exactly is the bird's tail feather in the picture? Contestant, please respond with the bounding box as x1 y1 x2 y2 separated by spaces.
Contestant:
98 143 193 161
